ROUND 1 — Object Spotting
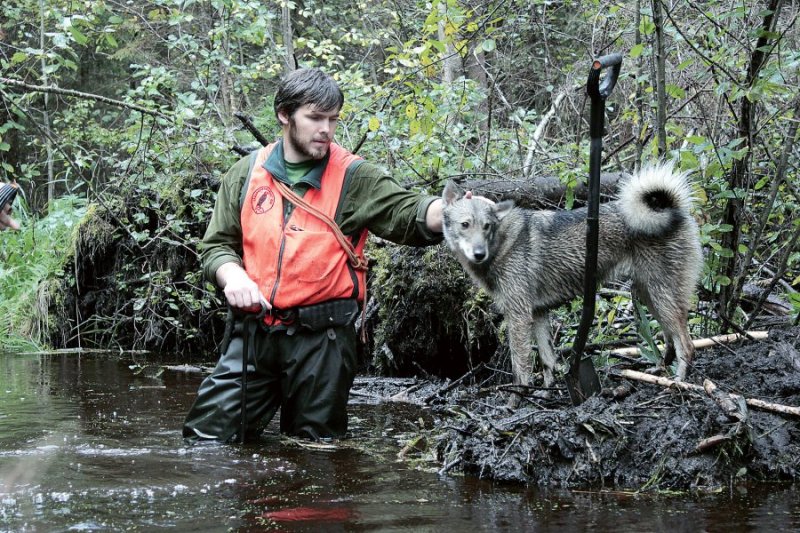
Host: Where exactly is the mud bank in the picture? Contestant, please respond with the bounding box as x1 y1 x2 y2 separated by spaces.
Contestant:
363 327 800 491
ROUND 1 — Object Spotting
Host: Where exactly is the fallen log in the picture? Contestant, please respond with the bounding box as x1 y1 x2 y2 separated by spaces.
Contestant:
614 369 800 418
457 173 625 209
608 331 769 357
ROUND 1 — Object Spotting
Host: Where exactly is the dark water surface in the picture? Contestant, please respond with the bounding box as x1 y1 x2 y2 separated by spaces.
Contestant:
0 352 797 532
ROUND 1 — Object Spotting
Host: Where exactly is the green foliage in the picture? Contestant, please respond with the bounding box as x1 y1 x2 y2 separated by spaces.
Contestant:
0 196 87 351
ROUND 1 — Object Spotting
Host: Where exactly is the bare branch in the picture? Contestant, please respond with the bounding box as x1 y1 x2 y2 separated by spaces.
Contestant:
0 77 196 129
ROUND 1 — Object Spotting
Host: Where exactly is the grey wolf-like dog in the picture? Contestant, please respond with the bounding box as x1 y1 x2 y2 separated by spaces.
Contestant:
442 162 702 395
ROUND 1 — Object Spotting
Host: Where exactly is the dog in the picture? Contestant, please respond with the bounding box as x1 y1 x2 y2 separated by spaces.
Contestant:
441 162 702 395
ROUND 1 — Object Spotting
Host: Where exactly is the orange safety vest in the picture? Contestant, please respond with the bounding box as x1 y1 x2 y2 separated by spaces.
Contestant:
240 142 368 325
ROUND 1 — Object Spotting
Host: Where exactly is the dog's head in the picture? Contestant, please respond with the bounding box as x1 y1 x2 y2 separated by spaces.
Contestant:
441 180 513 265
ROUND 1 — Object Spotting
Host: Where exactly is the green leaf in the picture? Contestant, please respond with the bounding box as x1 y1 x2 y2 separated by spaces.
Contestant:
680 151 698 167
105 33 118 48
69 26 89 46
481 39 496 53
11 52 28 64
368 116 381 132
639 18 655 36
630 43 645 58
665 84 685 99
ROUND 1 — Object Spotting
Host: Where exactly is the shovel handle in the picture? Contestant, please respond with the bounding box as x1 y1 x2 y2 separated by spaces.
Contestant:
567 54 625 405
231 299 269 320
587 53 623 100
235 299 267 444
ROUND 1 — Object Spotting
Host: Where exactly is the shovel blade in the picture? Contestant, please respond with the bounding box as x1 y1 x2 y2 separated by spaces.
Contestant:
565 357 602 406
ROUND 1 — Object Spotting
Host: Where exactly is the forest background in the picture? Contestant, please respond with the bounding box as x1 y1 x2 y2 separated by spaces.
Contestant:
0 0 797 372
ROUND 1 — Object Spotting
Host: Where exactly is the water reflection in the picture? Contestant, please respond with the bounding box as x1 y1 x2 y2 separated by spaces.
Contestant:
0 352 797 531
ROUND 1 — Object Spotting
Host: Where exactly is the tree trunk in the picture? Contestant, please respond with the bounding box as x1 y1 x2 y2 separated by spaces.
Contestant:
39 0 55 207
634 0 644 171
282 2 297 72
719 0 783 322
732 95 800 316
215 4 234 126
438 1 459 84
651 0 667 157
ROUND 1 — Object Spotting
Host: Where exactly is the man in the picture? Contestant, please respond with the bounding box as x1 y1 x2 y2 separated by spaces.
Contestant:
183 68 458 443
0 182 20 231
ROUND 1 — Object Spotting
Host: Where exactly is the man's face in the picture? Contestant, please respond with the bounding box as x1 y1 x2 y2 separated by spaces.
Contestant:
281 104 340 162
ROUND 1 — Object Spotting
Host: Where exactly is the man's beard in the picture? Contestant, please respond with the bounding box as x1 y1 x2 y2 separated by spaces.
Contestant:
288 121 329 160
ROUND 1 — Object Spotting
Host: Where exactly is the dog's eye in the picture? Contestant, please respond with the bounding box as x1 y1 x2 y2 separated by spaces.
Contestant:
461 221 470 229
483 223 490 230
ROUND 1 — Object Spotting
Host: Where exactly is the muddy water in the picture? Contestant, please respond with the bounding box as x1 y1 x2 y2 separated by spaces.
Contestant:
0 352 797 532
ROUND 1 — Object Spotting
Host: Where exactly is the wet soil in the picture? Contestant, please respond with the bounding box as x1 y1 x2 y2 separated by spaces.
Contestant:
356 326 800 491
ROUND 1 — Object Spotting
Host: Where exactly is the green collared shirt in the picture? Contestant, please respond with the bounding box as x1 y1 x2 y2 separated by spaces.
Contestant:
199 140 442 283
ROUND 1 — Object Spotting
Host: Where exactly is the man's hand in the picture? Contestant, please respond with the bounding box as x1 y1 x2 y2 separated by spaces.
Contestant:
0 202 20 231
216 262 270 312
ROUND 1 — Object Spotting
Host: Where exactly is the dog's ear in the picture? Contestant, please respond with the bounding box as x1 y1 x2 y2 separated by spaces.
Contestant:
494 200 514 220
442 180 464 205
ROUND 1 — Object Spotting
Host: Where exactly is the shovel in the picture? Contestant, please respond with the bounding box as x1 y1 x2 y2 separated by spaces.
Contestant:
565 53 623 405
235 300 268 444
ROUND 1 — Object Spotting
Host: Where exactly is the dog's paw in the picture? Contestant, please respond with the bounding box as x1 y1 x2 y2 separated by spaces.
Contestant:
505 393 522 409
532 389 552 400
674 361 689 382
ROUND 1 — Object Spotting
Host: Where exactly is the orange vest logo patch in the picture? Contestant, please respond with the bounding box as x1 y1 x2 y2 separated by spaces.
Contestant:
251 186 275 214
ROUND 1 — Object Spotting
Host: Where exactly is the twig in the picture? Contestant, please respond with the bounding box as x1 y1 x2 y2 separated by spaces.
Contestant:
524 91 567 177
608 331 768 357
695 434 731 453
703 378 748 422
20 348 150 355
389 381 430 403
423 363 486 404
234 112 270 147
614 369 800 418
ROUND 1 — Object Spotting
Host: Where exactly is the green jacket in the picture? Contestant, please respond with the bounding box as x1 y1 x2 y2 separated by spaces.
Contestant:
200 141 443 284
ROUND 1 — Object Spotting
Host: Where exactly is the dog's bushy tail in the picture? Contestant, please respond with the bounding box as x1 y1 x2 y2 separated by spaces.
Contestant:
618 161 695 236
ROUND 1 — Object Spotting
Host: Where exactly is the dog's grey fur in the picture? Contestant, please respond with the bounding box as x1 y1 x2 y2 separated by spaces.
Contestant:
442 162 702 391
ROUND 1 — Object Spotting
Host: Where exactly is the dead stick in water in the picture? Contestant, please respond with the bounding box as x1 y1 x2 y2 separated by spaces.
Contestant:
615 369 800 418
423 363 486 404
608 331 769 357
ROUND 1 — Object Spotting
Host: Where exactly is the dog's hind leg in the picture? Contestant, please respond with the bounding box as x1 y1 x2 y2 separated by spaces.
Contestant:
641 284 695 381
532 313 556 388
661 314 694 381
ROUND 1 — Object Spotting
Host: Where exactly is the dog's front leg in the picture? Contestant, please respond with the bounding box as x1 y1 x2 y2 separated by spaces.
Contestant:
506 315 534 407
532 313 556 389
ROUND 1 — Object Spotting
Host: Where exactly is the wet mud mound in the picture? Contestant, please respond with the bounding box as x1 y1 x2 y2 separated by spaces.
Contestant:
384 327 800 491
